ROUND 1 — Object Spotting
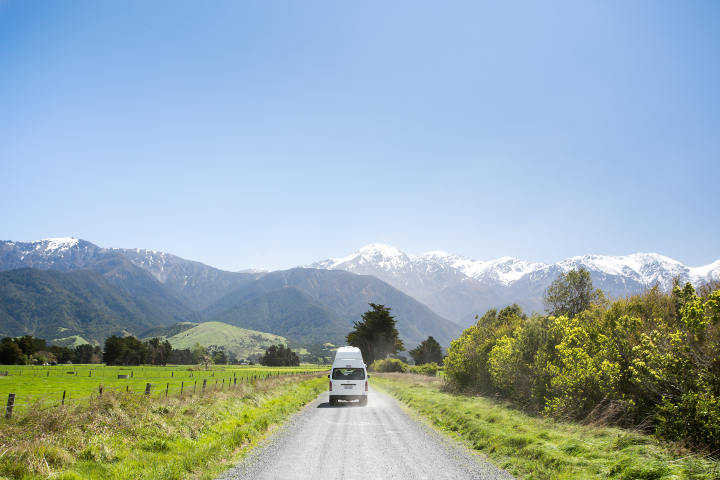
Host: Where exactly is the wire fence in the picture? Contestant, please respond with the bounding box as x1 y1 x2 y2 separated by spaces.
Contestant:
0 366 322 379
1 368 324 419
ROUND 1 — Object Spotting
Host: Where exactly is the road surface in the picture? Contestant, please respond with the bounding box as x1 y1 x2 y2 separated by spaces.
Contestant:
217 387 514 480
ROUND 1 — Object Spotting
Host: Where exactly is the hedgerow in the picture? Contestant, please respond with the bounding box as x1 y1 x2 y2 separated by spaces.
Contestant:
409 362 439 376
444 282 720 452
369 358 407 373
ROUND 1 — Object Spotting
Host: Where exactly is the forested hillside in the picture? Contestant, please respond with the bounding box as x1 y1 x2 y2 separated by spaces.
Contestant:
205 268 461 346
0 268 197 343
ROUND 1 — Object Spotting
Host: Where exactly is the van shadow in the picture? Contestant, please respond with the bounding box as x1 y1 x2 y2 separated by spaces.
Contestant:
317 402 363 408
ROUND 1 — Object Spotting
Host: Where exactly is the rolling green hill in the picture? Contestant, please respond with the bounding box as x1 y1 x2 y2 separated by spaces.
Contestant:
146 321 289 360
51 335 90 348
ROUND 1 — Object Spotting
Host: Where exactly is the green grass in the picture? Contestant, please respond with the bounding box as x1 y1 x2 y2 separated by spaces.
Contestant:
50 336 90 348
158 321 295 358
0 374 327 480
373 374 720 480
0 364 327 413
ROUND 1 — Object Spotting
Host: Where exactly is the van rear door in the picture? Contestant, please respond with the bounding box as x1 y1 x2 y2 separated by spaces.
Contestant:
331 367 365 395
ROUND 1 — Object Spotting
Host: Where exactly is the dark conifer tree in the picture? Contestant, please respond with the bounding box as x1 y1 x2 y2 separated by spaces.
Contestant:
409 336 443 365
346 303 404 364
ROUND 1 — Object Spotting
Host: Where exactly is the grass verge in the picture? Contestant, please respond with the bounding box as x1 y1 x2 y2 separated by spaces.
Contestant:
0 374 326 480
373 374 720 480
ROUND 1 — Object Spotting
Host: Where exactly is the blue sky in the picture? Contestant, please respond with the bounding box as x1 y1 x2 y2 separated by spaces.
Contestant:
1 1 718 270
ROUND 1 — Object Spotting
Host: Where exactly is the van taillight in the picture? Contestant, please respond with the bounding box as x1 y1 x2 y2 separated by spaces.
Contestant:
329 380 332 391
365 380 368 392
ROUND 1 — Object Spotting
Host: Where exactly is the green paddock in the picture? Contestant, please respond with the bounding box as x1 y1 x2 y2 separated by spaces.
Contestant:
0 364 328 414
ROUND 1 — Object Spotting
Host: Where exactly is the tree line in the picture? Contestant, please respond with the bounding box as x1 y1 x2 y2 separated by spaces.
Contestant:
0 334 234 366
101 336 249 366
259 344 300 366
444 268 720 452
0 332 304 368
0 336 102 365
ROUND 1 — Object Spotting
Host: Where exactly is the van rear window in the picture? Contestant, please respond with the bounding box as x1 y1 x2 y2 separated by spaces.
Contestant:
331 368 365 380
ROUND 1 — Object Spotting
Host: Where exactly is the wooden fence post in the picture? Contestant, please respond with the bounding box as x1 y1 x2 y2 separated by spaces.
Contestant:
202 379 207 394
194 380 197 394
62 390 66 405
145 383 151 396
98 385 103 396
165 383 169 398
180 381 184 395
5 393 15 419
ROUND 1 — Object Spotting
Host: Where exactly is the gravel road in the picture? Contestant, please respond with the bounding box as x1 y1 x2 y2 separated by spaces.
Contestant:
217 387 514 480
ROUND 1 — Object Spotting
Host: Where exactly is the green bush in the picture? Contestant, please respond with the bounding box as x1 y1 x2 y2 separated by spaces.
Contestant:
369 358 408 373
443 277 720 452
409 362 439 376
656 390 720 448
445 305 526 392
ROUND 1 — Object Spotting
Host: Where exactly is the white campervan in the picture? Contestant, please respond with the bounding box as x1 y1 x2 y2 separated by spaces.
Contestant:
328 346 368 406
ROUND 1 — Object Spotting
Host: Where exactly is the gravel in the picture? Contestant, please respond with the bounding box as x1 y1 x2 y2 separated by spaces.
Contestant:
217 386 514 480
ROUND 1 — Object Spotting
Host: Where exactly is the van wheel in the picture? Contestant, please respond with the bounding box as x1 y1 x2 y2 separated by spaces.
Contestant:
359 397 368 406
329 396 337 406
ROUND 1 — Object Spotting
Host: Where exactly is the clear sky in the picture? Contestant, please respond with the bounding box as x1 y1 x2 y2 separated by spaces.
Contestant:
1 1 718 271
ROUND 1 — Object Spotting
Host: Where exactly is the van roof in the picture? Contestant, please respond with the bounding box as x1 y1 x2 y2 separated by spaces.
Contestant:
332 346 365 367
336 346 361 354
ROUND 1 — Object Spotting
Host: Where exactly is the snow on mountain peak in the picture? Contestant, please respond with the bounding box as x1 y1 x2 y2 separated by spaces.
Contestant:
313 244 720 294
314 245 552 286
40 237 80 251
357 243 406 258
330 243 410 271
557 252 689 288
421 250 452 258
689 259 720 280
450 256 548 285
330 245 470 269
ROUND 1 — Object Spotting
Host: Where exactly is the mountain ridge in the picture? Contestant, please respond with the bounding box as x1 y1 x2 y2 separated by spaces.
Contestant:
313 243 719 288
0 268 195 343
0 238 461 346
312 244 720 325
3 237 718 336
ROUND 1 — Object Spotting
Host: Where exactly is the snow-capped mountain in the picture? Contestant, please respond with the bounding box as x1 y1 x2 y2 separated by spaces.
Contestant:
0 238 461 346
3 238 718 331
312 244 720 326
0 237 103 271
0 238 257 310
